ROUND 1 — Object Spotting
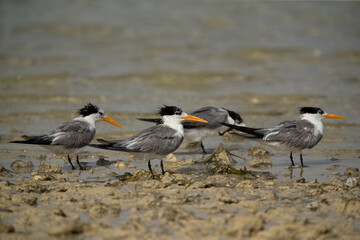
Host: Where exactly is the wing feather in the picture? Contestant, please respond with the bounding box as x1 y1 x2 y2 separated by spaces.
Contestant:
93 125 183 155
183 106 227 129
50 120 95 148
264 120 322 149
11 120 95 149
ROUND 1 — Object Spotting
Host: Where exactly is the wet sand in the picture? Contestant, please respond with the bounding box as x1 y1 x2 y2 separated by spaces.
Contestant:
0 147 359 239
1 1 360 239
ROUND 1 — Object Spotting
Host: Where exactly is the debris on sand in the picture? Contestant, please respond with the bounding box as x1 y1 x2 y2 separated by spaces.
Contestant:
11 160 34 173
203 144 274 180
204 143 239 174
165 153 179 163
344 167 359 177
207 143 236 166
114 161 126 169
248 148 272 169
0 164 13 178
96 157 112 166
47 220 83 236
37 162 62 174
0 223 15 233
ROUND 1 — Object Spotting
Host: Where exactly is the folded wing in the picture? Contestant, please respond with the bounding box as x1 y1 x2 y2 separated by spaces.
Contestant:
92 125 183 155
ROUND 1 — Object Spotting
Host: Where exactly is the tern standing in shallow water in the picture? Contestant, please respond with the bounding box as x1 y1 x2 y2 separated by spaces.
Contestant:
90 105 208 177
138 105 245 153
221 107 346 167
11 103 122 169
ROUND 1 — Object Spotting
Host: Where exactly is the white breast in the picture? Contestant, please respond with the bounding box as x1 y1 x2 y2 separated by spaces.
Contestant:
300 114 324 136
162 115 184 138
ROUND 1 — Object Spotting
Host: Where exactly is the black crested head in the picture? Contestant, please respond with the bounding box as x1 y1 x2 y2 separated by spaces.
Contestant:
78 103 100 117
224 108 244 124
159 105 183 116
299 107 324 115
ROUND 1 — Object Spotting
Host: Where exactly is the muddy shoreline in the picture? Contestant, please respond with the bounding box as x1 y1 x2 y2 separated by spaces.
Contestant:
1 146 359 239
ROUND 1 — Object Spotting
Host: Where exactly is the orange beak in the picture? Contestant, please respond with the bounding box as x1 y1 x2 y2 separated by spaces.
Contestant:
324 113 346 119
102 116 122 128
182 114 208 123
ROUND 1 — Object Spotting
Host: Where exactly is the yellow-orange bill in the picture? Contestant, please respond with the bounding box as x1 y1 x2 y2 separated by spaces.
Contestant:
102 116 122 128
182 114 208 123
324 113 346 119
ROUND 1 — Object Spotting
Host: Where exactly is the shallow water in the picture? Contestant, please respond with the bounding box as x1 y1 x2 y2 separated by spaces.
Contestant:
1 2 359 183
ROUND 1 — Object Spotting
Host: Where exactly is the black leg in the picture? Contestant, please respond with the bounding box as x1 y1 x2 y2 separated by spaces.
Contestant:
219 128 232 136
160 160 165 175
289 151 295 166
148 160 154 179
300 152 304 167
200 142 207 154
76 155 84 170
68 154 75 169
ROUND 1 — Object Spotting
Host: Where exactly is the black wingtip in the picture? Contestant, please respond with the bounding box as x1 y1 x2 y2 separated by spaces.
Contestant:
21 135 30 140
10 135 36 144
89 143 108 149
96 139 110 144
137 118 162 124
219 122 264 138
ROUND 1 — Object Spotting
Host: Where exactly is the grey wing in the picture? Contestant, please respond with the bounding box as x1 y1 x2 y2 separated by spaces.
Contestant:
264 120 322 149
183 106 227 129
112 125 183 155
50 120 95 149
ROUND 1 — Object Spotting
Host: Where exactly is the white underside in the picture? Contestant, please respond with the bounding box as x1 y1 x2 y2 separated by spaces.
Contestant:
263 142 303 153
129 152 165 162
184 128 218 143
40 145 81 155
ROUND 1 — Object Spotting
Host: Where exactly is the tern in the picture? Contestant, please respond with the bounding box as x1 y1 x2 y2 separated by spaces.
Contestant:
221 107 345 167
90 105 208 177
138 105 245 154
11 103 122 170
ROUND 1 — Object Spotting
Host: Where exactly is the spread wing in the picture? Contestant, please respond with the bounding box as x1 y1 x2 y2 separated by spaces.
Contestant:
92 125 183 155
264 120 322 149
183 106 227 129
